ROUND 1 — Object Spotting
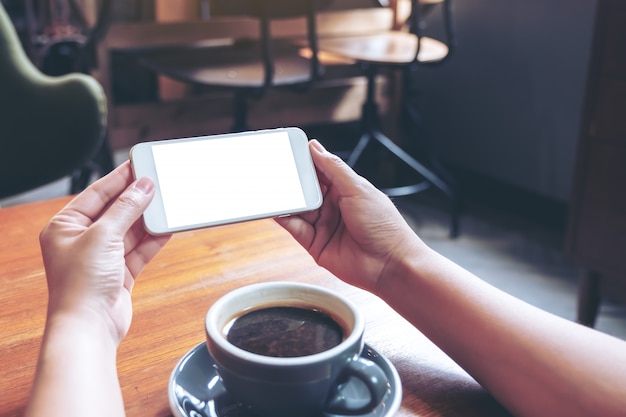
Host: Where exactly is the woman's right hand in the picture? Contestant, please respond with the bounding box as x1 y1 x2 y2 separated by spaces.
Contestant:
276 140 425 294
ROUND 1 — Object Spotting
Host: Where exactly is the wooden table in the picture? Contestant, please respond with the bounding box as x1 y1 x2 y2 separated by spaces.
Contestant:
0 197 510 417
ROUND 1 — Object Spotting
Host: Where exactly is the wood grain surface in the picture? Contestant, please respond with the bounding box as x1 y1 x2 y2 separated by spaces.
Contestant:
0 197 510 417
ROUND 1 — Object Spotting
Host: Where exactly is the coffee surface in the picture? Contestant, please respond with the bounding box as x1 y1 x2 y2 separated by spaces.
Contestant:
227 306 344 357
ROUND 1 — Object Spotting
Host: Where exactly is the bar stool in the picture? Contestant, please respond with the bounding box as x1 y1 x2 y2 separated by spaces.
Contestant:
318 0 460 237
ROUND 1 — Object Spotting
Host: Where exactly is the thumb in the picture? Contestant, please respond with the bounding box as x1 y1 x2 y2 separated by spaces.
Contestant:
309 140 370 196
98 177 155 235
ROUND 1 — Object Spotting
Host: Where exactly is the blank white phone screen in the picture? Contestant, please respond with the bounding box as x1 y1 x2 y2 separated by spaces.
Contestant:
151 131 306 228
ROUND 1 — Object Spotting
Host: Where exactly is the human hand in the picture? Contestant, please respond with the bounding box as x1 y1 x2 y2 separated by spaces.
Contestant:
39 161 171 345
276 140 425 294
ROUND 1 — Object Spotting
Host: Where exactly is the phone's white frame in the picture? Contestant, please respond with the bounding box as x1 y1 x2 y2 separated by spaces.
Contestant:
130 127 322 235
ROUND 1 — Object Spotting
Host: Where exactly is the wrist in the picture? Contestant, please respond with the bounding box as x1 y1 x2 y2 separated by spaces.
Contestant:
46 285 132 346
27 307 124 417
375 236 433 301
44 307 122 352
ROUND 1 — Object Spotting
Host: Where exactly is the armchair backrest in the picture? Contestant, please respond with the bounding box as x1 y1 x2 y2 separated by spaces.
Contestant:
0 3 107 200
0 2 41 81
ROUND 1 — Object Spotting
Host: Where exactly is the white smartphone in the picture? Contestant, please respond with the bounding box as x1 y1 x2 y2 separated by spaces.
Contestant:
130 127 322 235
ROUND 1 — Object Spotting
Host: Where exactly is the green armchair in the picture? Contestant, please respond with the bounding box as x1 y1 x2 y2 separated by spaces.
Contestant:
0 3 109 200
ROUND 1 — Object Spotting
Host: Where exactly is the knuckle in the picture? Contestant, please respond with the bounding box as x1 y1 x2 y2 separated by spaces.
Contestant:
117 188 144 211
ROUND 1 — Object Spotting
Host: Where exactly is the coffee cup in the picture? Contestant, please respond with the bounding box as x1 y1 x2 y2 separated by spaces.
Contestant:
205 281 390 416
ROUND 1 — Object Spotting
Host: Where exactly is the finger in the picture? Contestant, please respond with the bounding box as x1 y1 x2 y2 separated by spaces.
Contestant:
59 162 135 227
123 217 154 256
96 176 156 239
289 182 328 225
309 140 368 198
122 216 169 259
274 177 333 247
125 233 171 281
274 215 315 249
121 218 170 291
305 192 343 259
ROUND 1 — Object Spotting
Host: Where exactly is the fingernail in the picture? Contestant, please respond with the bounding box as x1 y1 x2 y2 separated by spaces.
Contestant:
310 139 327 154
136 177 154 194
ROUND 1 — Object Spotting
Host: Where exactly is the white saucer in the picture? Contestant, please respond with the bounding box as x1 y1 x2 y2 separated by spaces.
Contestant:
169 341 402 417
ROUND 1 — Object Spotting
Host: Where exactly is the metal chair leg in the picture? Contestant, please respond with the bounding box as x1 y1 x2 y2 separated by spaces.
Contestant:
348 66 461 238
232 90 250 133
577 269 602 327
347 132 373 167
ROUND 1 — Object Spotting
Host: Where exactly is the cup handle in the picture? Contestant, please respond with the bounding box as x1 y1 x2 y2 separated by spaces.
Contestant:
325 357 389 414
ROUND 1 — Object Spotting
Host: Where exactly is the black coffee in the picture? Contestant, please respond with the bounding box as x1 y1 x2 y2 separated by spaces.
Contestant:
226 306 344 357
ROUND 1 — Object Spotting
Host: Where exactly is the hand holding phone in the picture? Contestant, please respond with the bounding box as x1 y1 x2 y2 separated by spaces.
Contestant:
130 128 322 235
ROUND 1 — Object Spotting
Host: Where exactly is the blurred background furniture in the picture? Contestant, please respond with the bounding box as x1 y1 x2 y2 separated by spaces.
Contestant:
317 0 460 237
95 3 401 149
132 0 332 133
566 0 626 327
18 0 112 76
0 1 109 199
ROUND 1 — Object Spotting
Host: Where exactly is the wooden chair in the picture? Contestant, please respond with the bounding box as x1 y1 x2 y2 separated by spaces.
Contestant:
318 0 460 237
132 0 332 133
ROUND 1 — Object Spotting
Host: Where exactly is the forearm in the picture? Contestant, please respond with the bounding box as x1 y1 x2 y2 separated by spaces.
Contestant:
25 312 125 417
378 245 626 417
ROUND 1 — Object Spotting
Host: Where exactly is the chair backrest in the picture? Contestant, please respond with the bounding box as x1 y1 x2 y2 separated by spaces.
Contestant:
33 0 112 75
212 0 334 89
0 3 107 200
410 0 455 64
